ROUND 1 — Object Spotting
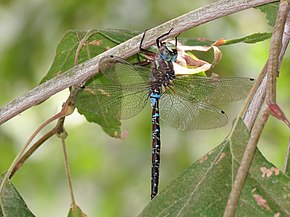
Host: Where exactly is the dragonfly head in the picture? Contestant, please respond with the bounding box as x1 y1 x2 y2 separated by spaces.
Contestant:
159 42 177 62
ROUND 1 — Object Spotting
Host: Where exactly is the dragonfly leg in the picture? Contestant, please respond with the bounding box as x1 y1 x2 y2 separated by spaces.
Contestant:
139 29 156 57
156 28 173 48
135 53 151 67
174 33 179 47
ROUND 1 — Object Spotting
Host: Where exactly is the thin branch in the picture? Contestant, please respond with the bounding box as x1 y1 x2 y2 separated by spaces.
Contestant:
243 6 290 129
267 0 288 103
9 130 54 178
9 93 76 178
224 1 289 216
61 137 77 208
9 116 68 178
0 0 277 125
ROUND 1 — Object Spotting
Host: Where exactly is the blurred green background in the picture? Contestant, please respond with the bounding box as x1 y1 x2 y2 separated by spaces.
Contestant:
0 0 289 216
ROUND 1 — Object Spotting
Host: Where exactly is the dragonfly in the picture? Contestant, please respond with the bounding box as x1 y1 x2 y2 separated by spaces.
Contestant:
74 29 254 199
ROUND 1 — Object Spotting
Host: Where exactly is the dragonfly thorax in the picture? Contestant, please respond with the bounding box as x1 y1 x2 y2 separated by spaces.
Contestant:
151 55 175 88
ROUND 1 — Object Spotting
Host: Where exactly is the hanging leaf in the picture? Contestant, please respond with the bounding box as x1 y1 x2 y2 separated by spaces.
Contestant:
174 32 271 76
256 2 279 27
0 173 35 217
174 40 222 75
139 119 290 216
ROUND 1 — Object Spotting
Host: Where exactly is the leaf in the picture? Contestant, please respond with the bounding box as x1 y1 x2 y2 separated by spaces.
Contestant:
286 139 290 176
67 204 87 217
40 29 139 83
139 119 290 217
179 32 272 47
178 38 215 47
0 173 35 217
222 32 272 45
175 41 222 75
77 103 122 138
256 2 279 27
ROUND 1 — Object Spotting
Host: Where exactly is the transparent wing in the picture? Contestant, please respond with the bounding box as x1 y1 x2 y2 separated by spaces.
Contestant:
171 75 254 105
160 92 228 130
159 75 253 130
99 55 151 84
74 56 151 119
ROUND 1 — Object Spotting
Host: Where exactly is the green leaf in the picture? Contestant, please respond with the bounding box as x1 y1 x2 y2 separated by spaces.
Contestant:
180 32 272 47
139 119 290 216
178 38 214 47
0 173 35 217
256 2 279 27
222 32 272 45
67 204 87 217
40 29 139 83
77 103 122 138
286 139 290 176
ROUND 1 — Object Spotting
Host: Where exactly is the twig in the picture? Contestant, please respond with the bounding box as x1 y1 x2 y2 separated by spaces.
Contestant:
8 92 76 178
223 1 289 216
9 130 55 178
267 1 288 102
0 101 75 202
9 116 68 178
58 126 77 208
266 0 290 128
0 0 277 125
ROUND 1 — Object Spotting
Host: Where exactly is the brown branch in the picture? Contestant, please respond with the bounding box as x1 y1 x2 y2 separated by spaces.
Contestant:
224 1 289 216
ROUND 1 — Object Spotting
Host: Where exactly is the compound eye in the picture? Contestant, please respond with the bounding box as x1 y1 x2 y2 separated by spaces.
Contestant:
170 50 178 62
160 50 171 61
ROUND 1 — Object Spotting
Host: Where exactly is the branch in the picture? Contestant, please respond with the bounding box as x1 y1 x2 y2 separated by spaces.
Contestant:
224 1 289 216
0 0 277 125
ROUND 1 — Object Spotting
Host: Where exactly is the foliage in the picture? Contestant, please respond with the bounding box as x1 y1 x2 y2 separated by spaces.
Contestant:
139 120 290 216
0 173 35 217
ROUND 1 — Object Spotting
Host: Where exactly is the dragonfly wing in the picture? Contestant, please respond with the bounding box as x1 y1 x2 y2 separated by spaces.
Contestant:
99 55 151 84
75 83 149 120
172 76 254 105
159 92 228 130
75 56 151 120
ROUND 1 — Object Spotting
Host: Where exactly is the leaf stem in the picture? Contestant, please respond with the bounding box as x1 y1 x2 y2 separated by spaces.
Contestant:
60 131 77 207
